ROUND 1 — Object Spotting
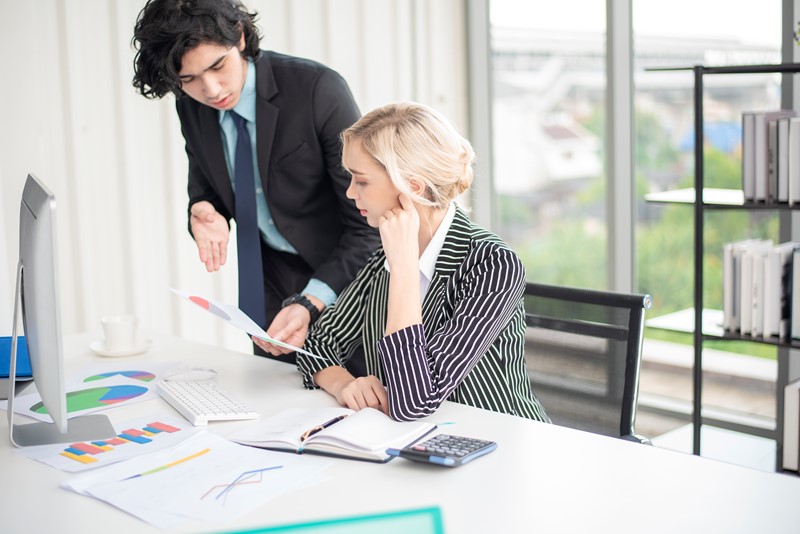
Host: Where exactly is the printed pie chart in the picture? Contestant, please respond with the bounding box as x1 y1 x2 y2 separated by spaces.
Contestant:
31 385 148 414
189 296 231 321
84 371 156 382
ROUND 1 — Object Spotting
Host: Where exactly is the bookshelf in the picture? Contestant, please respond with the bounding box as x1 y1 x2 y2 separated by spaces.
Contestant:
645 62 800 470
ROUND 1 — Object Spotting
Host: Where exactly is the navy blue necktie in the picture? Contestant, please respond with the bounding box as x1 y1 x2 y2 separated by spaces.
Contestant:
230 111 266 327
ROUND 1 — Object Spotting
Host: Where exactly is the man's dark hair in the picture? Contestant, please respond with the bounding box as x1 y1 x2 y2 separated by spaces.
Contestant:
131 0 261 99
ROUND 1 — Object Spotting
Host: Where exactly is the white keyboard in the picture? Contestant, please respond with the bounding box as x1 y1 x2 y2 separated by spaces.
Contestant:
156 379 260 426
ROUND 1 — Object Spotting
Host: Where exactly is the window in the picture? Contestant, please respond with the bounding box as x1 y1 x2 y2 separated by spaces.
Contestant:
484 0 784 468
490 0 608 288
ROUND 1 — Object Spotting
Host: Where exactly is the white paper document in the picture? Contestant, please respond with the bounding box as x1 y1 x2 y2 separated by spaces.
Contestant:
62 431 330 528
14 415 202 472
171 288 324 360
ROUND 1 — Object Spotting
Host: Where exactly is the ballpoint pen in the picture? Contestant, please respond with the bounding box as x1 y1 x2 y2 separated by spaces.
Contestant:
300 415 348 442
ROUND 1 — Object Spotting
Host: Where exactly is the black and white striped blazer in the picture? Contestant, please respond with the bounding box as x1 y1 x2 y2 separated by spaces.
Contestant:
298 206 550 423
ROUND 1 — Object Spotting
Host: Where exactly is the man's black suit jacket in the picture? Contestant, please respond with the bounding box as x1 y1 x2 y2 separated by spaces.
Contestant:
176 50 379 296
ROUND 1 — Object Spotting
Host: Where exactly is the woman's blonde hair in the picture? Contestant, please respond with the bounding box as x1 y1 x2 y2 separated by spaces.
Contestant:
342 102 474 208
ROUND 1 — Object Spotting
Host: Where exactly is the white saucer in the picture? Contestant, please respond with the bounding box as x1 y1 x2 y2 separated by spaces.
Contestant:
89 338 152 357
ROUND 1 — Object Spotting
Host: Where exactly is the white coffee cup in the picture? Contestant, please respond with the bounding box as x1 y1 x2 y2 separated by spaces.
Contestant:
101 315 138 351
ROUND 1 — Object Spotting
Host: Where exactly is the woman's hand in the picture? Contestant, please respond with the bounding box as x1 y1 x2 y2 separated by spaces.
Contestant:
314 367 389 415
378 193 419 271
379 193 423 336
335 376 389 415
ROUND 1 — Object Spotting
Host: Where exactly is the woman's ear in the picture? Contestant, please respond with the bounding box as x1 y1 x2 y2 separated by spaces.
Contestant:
407 177 428 199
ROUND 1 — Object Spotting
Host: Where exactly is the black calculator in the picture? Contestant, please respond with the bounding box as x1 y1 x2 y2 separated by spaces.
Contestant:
386 434 497 467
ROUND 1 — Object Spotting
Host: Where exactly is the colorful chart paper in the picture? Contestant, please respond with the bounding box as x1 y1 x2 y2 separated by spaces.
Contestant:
84 371 156 383
13 415 201 473
1 362 178 423
170 288 325 360
30 385 148 414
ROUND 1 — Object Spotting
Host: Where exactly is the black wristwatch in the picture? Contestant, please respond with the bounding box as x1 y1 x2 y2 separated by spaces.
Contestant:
282 293 321 323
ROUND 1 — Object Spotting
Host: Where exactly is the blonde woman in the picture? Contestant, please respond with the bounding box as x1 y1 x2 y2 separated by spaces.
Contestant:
257 102 549 423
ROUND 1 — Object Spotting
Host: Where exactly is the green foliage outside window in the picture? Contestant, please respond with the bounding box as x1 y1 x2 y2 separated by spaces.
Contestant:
498 109 778 359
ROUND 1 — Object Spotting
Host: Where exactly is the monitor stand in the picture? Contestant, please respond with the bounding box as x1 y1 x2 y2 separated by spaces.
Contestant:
7 262 115 447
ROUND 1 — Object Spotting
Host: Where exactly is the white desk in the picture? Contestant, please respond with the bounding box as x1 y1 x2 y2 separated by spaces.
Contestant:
3 333 800 533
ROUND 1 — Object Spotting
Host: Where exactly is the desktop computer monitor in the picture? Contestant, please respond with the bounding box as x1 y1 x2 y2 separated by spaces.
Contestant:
6 173 114 447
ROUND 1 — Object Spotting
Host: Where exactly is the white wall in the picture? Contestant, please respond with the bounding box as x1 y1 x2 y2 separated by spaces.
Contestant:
0 0 468 351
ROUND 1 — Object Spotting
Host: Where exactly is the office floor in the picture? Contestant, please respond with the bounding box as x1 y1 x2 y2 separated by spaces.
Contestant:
637 338 783 474
651 424 776 472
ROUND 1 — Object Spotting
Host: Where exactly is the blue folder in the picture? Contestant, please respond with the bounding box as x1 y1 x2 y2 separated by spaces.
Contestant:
0 336 32 378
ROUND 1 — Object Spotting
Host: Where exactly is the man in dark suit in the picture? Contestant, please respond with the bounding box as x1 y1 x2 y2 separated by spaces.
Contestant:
131 0 379 363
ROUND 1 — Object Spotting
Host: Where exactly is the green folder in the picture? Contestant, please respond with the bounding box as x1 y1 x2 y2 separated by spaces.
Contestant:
226 506 444 534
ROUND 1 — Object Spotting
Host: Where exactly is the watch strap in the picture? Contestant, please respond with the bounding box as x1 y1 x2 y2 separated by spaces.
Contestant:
282 293 321 323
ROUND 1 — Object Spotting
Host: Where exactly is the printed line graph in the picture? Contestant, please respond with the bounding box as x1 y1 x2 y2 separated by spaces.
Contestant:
124 448 211 480
201 465 284 503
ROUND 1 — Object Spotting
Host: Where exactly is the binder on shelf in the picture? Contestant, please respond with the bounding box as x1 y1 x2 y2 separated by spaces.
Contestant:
740 246 754 334
724 239 759 332
742 111 756 201
723 243 734 331
764 242 800 338
751 247 768 337
778 117 791 203
792 250 800 340
782 378 800 471
789 117 800 205
768 119 778 202
739 240 772 335
753 110 796 202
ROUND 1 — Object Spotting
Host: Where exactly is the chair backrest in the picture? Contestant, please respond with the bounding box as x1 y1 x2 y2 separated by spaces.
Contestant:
523 282 652 442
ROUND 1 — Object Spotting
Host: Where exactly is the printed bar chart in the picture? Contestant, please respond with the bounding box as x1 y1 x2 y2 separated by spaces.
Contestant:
59 421 182 465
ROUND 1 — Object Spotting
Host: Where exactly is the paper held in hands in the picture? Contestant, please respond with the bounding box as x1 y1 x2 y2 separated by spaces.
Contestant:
228 407 437 463
170 288 324 360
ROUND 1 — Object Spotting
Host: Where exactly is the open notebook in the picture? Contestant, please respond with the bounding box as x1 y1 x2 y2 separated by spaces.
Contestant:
228 407 436 463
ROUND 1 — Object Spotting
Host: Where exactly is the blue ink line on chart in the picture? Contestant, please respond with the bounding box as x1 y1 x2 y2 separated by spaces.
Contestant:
215 465 284 500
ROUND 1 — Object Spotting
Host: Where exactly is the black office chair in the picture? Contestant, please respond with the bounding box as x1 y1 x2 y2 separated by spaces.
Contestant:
523 282 652 443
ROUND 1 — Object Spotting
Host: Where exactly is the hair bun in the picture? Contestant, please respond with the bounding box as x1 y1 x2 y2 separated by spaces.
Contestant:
457 147 475 194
